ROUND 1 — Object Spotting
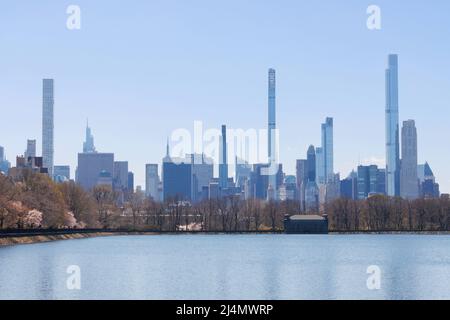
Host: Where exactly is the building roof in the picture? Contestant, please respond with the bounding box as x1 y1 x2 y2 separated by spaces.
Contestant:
288 215 326 221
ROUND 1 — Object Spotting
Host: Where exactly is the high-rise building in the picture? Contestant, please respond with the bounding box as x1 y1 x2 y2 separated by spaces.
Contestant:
191 154 214 202
83 120 96 153
145 164 160 201
267 68 277 198
0 146 11 174
25 139 36 159
296 159 308 209
418 162 440 198
113 161 129 192
76 153 114 190
42 79 54 177
357 165 386 199
128 172 134 193
400 120 419 199
163 159 192 202
306 145 316 183
385 54 400 197
320 117 334 183
315 147 325 184
54 165 70 181
219 125 228 189
235 157 252 190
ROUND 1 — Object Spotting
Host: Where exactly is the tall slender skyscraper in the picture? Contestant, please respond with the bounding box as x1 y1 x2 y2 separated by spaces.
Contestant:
267 68 278 199
400 120 419 199
268 68 276 161
321 117 334 182
83 120 96 153
219 125 228 189
42 79 54 177
385 54 400 197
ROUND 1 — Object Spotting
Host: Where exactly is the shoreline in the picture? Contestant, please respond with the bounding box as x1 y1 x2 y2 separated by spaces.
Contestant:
1 230 450 247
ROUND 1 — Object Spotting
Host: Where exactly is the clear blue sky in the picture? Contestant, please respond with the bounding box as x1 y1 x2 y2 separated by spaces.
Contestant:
1 0 449 192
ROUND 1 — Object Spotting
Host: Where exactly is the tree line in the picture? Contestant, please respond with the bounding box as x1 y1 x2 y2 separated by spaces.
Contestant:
0 171 449 231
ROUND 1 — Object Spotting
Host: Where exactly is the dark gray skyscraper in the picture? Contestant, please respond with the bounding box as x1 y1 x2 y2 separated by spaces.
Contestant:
219 125 228 189
385 54 400 197
42 79 54 177
306 145 316 183
400 120 419 199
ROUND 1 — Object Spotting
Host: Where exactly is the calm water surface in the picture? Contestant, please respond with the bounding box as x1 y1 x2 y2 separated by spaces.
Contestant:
1 234 450 300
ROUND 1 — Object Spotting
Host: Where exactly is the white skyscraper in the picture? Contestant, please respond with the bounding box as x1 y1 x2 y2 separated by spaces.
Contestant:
385 54 400 197
42 79 54 177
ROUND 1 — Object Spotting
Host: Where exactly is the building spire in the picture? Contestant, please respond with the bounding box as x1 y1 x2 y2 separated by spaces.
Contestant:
166 137 170 157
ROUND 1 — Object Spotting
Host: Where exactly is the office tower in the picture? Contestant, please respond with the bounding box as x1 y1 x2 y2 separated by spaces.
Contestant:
163 158 192 202
191 154 214 202
320 117 334 183
418 162 440 198
128 172 134 193
306 145 316 182
219 125 228 189
385 54 400 197
0 146 11 174
76 153 114 190
54 165 70 181
235 157 252 190
146 164 160 201
315 147 325 184
281 175 297 201
296 159 308 208
304 181 319 213
83 121 96 153
340 171 358 200
42 79 54 177
400 120 419 199
357 165 386 199
376 169 386 195
25 139 36 159
113 161 129 192
251 163 283 200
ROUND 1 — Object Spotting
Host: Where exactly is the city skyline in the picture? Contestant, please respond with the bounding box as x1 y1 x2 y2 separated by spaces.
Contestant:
1 1 450 192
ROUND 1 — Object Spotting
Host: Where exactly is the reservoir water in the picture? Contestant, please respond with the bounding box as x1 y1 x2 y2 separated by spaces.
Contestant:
1 234 450 300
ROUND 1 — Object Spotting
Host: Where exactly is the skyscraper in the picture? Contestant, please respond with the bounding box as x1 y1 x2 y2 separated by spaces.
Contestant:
315 147 325 184
76 153 114 190
219 125 228 189
25 139 36 159
145 164 160 201
268 68 276 161
321 117 334 183
113 161 129 192
400 120 419 199
385 54 400 197
83 120 96 153
306 145 316 182
267 68 277 198
42 79 54 177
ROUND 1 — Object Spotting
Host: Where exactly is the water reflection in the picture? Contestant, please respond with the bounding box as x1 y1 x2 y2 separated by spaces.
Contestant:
0 234 450 300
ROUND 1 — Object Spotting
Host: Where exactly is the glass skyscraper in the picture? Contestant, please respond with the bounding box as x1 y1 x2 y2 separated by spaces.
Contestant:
42 79 54 177
400 120 419 199
267 68 277 198
385 54 400 197
321 117 334 182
